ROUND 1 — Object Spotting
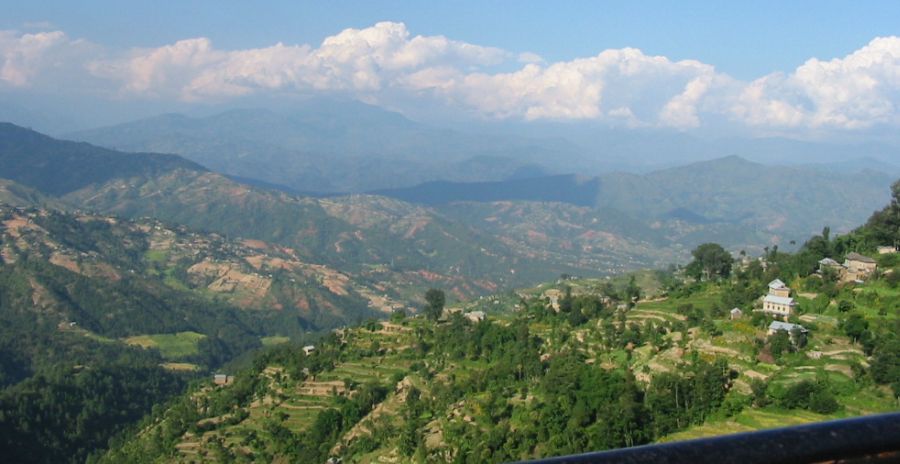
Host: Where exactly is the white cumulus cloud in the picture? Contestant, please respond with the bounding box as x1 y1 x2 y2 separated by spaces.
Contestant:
1 22 899 132
88 21 508 101
731 36 900 129
0 30 71 86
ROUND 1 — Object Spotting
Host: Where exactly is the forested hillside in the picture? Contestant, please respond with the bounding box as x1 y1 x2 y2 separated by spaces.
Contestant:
0 203 390 463
95 182 900 463
0 123 203 196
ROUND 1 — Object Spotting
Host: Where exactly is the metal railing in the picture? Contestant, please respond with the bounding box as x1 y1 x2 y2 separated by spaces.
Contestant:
517 412 900 464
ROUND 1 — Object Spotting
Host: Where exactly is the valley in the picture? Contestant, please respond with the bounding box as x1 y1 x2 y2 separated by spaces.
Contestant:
3 7 900 463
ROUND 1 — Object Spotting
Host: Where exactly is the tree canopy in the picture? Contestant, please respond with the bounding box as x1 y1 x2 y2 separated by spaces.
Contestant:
686 243 734 281
424 288 446 321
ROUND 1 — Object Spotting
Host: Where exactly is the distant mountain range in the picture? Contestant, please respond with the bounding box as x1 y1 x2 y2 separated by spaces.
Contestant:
1 122 895 294
66 100 577 193
376 155 894 246
0 123 589 301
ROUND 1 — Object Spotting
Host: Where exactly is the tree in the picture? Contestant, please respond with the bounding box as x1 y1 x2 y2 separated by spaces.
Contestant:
842 313 869 343
871 336 900 397
789 327 807 349
625 275 641 306
424 288 445 321
862 179 900 248
769 331 791 359
685 243 734 281
750 378 770 407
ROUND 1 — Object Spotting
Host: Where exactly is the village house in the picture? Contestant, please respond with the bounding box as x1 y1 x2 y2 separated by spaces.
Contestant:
464 311 486 323
302 345 316 356
543 289 562 312
730 307 743 320
760 279 796 320
213 374 234 386
767 320 807 336
763 295 796 319
878 246 898 255
817 257 842 274
767 279 791 298
768 321 808 344
844 252 877 280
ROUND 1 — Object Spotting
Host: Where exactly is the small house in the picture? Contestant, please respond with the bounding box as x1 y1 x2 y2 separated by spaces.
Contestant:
768 321 808 344
818 257 842 273
465 311 486 323
543 289 562 312
213 374 234 386
844 252 877 280
877 246 897 255
302 345 316 356
768 320 807 336
730 307 743 320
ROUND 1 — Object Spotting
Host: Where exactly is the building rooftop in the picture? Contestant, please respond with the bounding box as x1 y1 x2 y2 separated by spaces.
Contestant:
818 257 840 266
768 279 787 289
769 321 808 333
764 295 796 305
845 252 876 264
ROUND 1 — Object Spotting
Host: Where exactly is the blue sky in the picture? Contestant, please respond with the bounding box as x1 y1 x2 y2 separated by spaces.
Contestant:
1 1 899 135
5 0 898 78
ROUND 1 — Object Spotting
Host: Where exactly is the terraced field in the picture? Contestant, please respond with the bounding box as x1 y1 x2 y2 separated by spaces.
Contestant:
165 322 424 462
123 331 207 360
660 409 834 442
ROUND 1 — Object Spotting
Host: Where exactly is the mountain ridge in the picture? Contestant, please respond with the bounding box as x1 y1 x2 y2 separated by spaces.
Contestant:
65 102 577 192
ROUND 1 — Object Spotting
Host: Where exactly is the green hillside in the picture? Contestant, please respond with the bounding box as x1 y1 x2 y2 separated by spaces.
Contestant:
0 200 424 463
94 183 900 462
95 270 899 463
0 122 203 196
93 223 900 463
0 124 593 301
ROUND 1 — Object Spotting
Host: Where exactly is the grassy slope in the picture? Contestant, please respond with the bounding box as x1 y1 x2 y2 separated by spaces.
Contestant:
123 332 207 360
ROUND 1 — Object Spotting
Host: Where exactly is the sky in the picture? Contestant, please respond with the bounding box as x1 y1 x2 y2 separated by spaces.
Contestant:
2 1 900 137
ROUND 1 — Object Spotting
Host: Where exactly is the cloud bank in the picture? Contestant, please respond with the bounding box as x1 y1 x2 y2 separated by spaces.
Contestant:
1 21 899 131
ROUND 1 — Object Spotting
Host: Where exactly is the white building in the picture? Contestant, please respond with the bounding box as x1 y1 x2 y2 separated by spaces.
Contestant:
760 279 796 319
465 311 486 323
762 295 796 318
